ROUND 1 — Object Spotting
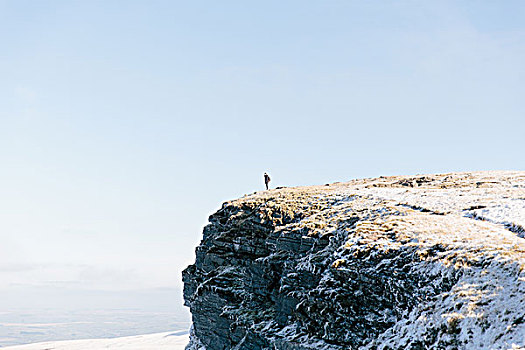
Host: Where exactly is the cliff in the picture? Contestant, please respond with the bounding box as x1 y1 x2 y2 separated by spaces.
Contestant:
183 171 525 350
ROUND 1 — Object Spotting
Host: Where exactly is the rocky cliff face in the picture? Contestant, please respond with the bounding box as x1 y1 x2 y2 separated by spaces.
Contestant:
183 171 525 350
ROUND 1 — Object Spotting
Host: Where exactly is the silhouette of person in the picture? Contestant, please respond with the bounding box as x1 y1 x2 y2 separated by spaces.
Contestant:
264 172 271 190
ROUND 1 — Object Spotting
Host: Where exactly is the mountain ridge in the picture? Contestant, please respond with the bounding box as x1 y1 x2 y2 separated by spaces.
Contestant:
183 171 525 350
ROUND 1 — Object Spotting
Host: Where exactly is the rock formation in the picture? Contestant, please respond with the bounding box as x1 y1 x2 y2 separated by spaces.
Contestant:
183 171 525 350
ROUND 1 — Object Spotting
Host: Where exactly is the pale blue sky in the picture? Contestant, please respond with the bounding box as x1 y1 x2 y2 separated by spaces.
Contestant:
0 0 524 309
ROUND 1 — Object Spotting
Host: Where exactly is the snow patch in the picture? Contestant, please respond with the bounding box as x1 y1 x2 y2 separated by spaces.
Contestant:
0 331 189 350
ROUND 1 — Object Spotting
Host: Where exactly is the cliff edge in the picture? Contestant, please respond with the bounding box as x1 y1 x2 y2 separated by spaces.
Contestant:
183 171 525 350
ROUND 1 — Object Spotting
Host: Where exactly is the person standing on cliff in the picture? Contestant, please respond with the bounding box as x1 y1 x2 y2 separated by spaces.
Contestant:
264 172 271 190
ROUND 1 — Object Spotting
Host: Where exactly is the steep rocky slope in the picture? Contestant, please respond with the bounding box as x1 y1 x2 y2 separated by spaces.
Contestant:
183 171 525 350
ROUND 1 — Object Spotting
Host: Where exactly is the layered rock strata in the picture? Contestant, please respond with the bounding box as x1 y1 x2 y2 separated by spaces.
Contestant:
183 171 525 350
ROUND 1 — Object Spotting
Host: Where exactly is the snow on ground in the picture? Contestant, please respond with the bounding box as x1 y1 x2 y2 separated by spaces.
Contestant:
0 331 189 350
0 307 191 347
339 171 525 236
325 171 525 349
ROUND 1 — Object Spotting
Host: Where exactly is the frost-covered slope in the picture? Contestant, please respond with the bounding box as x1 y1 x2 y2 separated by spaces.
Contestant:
0 331 189 350
183 171 525 350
